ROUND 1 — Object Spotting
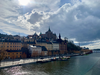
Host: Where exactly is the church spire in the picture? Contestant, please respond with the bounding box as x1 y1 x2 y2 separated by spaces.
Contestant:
59 33 61 39
48 26 51 32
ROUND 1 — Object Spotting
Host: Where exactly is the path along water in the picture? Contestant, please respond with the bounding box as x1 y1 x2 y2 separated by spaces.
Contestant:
0 53 100 75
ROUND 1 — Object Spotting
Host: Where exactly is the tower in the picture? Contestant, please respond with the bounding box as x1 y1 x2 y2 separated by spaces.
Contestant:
59 33 61 39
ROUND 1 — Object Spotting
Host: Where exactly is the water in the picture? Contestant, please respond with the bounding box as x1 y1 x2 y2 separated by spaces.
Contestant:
0 53 100 75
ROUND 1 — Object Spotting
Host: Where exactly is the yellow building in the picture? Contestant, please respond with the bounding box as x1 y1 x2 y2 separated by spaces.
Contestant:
5 50 22 59
0 39 22 59
36 40 48 50
0 39 22 51
47 42 53 50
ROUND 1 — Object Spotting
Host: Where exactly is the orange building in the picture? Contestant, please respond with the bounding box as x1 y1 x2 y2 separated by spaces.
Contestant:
5 50 22 59
0 39 22 59
0 39 22 51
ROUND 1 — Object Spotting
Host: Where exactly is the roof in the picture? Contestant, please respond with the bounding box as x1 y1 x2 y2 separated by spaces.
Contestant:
37 40 47 43
52 41 59 44
37 40 52 44
41 46 47 51
25 41 36 44
47 42 52 44
0 39 21 43
6 50 22 52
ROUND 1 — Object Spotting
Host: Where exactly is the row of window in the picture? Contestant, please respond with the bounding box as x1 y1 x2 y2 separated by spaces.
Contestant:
7 46 21 47
4 53 22 55
0 46 21 47
0 43 21 45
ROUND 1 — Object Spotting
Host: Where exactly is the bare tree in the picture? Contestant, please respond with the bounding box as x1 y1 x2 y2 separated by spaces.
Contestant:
0 50 6 66
0 42 7 66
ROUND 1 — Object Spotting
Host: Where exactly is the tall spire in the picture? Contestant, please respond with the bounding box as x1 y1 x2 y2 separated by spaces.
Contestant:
48 26 51 32
59 33 61 39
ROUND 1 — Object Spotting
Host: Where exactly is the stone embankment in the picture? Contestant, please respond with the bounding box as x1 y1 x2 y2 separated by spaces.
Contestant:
0 51 92 69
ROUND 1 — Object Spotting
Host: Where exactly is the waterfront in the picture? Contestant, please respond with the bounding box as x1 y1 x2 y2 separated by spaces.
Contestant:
0 53 100 75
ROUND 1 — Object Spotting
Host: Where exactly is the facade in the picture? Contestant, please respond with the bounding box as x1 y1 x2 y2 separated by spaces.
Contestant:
52 41 59 50
47 42 53 50
5 50 22 59
36 40 48 50
59 41 68 54
28 45 42 57
0 39 22 59
41 46 48 56
0 39 22 51
57 34 68 54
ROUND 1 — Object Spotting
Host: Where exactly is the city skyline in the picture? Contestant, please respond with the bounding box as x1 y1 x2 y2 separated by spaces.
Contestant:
0 0 100 49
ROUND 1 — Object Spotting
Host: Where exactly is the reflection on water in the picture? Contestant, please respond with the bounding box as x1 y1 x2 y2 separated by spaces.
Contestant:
0 53 100 75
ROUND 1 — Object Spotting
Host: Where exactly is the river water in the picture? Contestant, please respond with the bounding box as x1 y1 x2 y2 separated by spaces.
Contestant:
0 53 100 75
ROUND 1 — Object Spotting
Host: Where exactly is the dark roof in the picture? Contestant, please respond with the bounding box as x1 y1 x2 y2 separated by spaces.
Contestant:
47 42 52 44
0 39 21 43
50 50 60 52
37 40 52 44
34 45 47 51
41 46 47 51
26 41 36 44
6 50 22 52
52 41 59 44
37 40 47 43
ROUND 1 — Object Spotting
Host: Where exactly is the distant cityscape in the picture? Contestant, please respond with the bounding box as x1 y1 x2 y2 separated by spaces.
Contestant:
0 28 91 60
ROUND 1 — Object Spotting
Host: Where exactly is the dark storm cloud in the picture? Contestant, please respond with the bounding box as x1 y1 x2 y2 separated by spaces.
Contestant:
27 12 43 24
37 1 100 42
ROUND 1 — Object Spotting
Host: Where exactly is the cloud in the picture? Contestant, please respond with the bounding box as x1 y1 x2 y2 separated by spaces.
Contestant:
28 12 43 24
81 40 100 49
0 0 100 49
36 0 100 43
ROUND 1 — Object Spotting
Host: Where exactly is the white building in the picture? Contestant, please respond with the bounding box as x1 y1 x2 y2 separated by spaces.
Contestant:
52 41 59 50
28 45 42 57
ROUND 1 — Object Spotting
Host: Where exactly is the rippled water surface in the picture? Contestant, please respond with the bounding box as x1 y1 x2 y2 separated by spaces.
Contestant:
0 53 100 75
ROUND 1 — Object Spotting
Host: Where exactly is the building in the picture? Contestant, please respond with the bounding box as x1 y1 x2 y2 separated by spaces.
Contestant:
5 50 22 59
41 46 48 56
0 39 22 51
40 27 57 40
47 42 53 50
52 41 59 50
0 39 22 59
57 34 68 55
36 40 48 50
28 45 42 57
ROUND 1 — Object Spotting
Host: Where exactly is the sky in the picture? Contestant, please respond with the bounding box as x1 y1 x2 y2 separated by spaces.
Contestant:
0 0 100 49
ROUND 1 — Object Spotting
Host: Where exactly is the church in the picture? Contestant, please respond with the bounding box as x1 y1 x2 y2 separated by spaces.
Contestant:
27 27 57 41
40 27 57 40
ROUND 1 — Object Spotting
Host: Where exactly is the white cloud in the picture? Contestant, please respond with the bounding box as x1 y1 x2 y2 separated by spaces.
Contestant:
0 0 100 49
81 40 100 49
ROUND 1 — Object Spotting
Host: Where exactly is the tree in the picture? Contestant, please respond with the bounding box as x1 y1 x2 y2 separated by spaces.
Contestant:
0 50 6 66
67 42 82 53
